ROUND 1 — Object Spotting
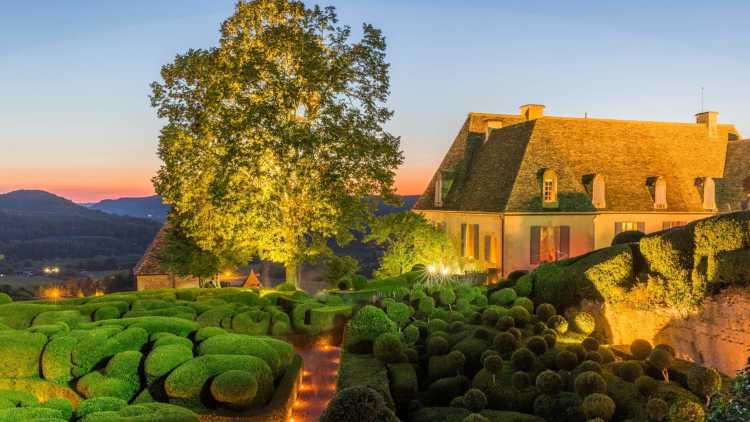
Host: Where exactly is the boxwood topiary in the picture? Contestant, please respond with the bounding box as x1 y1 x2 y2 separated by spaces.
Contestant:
582 337 599 352
344 305 397 353
428 350 466 382
41 398 73 420
686 365 721 403
0 330 47 378
667 399 705 422
198 334 282 377
93 306 120 321
320 386 398 422
535 303 556 322
582 393 615 419
512 371 532 390
536 370 562 394
463 388 487 412
152 334 193 350
231 310 271 335
525 336 548 356
0 389 38 407
72 327 149 376
42 335 78 383
575 371 607 398
612 230 645 245
101 316 199 337
630 339 653 360
427 336 450 356
514 275 533 297
648 348 673 382
0 293 11 305
144 344 193 385
373 333 405 364
635 375 659 398
510 348 536 372
547 315 568 334
508 306 531 327
645 397 668 421
489 288 517 306
616 360 644 382
76 397 128 419
0 407 65 421
572 312 595 335
210 369 258 408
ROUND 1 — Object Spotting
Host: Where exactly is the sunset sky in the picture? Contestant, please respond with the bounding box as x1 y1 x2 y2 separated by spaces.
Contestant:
1 0 749 202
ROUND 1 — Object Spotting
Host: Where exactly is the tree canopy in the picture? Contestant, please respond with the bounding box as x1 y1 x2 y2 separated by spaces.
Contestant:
151 0 402 284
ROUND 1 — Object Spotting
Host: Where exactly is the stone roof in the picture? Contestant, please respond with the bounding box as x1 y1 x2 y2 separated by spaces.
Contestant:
718 139 750 212
133 223 170 275
415 110 741 213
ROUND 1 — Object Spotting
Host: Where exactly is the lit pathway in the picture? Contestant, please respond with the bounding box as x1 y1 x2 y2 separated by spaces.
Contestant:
290 336 342 422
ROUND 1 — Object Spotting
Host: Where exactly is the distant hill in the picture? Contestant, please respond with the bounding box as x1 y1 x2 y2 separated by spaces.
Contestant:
0 190 161 264
86 195 170 222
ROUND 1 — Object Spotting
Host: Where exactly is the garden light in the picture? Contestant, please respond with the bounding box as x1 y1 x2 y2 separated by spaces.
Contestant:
427 264 436 274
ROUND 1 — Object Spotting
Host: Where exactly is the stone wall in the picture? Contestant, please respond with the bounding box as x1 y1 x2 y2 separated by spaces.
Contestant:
582 287 750 375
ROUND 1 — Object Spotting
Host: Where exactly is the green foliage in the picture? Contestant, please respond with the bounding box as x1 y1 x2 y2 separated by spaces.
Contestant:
366 211 458 278
493 332 519 357
94 306 120 321
582 393 616 420
463 388 487 412
616 360 645 382
636 376 659 397
646 397 669 421
276 283 296 292
76 397 128 419
489 288 517 306
386 302 414 329
319 386 398 422
0 331 46 378
571 312 595 335
687 366 722 401
535 303 556 322
0 407 64 421
41 398 73 420
231 310 270 335
72 327 149 375
198 334 282 377
344 305 397 352
77 351 143 401
536 370 562 394
101 316 199 337
547 315 568 334
42 335 78 383
630 339 653 360
325 255 360 289
151 0 403 286
510 348 536 372
388 363 418 404
0 389 38 407
508 306 531 327
373 333 405 364
144 344 194 385
165 355 273 409
708 364 749 421
194 327 226 343
575 371 607 398
0 293 11 305
525 336 548 356
210 370 258 408
612 230 645 245
514 275 533 297
669 399 705 422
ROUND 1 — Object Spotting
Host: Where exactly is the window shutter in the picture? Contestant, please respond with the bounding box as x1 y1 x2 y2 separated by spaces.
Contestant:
460 224 467 257
637 222 646 233
484 235 491 261
614 222 622 235
530 226 540 265
558 226 570 260
473 225 480 259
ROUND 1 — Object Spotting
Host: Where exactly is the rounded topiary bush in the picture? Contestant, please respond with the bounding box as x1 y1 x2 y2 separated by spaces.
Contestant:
575 371 607 398
483 354 503 373
352 275 368 290
507 270 528 283
427 336 450 356
428 319 449 334
630 339 652 360
210 370 258 407
598 347 615 364
450 396 465 408
556 350 578 371
512 371 532 390
543 333 557 349
654 343 675 358
582 337 599 352
514 274 533 297
667 399 705 422
276 283 296 291
582 393 615 420
493 332 519 357
509 306 531 327
686 366 721 401
612 230 645 245
373 333 405 364
635 376 659 398
481 308 499 327
531 321 547 335
462 414 489 422
144 344 194 385
577 360 602 374
402 325 420 345
567 344 587 363
344 305 397 353
646 397 668 421
547 315 568 334
535 303 556 322
507 327 522 341
76 397 127 419
0 293 12 305
42 398 73 420
93 306 120 321
647 348 673 381
585 351 603 363
572 312 595 335
495 315 515 331
617 360 644 382
526 336 548 356
490 288 517 306
510 348 536 372
320 386 398 422
536 370 563 394
512 297 534 313
463 388 487 412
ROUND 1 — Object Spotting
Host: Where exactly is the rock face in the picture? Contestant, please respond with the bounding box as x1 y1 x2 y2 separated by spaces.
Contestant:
583 287 750 376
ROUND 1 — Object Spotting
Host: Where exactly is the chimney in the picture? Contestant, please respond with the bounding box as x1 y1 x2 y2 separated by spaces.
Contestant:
695 111 719 138
520 104 545 121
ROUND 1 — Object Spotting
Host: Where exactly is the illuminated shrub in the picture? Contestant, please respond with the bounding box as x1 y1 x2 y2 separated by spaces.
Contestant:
42 335 78 383
41 398 73 420
686 366 721 402
292 302 328 335
418 296 436 316
543 333 557 348
512 297 534 314
463 388 487 412
509 306 531 327
93 306 120 321
525 336 548 356
373 333 405 364
646 397 668 421
512 371 532 390
165 355 273 409
320 386 398 422
276 283 296 291
567 344 587 363
271 321 291 336
102 316 199 337
668 399 705 422
571 312 595 335
438 288 457 307
598 347 615 364
582 393 615 419
489 288 517 306
344 305 397 353
640 226 694 284
0 331 47 378
0 407 64 421
575 371 607 398
198 334 282 377
514 274 533 297
428 318 449 334
510 348 536 372
532 261 577 309
82 402 199 421
144 344 193 385
152 333 193 350
72 327 148 376
78 350 143 401
194 327 226 342
635 376 659 397
196 306 238 328
547 315 568 334
0 389 38 407
427 336 450 356
536 370 562 394
617 360 644 382
630 339 653 360
648 348 673 381
402 324 420 345
535 303 556 322
386 302 414 329
76 397 128 419
210 370 258 408
33 309 87 329
693 211 750 258
612 230 645 245
231 310 270 335
508 270 529 283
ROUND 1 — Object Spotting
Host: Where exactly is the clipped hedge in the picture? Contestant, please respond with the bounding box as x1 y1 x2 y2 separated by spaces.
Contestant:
144 344 194 385
0 331 47 378
198 334 283 378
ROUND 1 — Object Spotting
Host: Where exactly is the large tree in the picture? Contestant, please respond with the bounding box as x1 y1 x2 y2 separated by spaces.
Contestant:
151 0 402 286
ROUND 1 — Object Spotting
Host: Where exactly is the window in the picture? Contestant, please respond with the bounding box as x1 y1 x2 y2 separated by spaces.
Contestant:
434 177 443 207
592 174 606 209
530 226 570 265
662 221 687 230
701 177 717 210
461 224 480 259
654 177 667 209
541 169 558 207
484 233 498 265
615 221 645 235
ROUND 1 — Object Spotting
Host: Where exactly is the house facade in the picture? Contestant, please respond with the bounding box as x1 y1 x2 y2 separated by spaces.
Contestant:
414 104 748 276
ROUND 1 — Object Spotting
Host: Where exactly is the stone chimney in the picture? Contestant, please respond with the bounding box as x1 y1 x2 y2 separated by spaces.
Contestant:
520 104 545 121
695 111 719 138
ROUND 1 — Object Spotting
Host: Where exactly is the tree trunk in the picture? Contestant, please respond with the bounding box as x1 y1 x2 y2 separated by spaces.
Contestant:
285 261 299 288
260 260 271 288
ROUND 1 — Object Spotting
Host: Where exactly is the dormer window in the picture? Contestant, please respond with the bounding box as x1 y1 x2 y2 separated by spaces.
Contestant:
485 121 503 142
434 169 455 208
654 177 667 209
541 169 558 208
592 174 606 209
699 177 717 210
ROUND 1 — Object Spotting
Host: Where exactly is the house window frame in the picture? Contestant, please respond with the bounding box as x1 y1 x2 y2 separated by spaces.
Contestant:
530 225 570 265
541 169 558 208
653 177 667 209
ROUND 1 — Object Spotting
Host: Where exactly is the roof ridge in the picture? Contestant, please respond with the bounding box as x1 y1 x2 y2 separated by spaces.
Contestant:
468 112 735 128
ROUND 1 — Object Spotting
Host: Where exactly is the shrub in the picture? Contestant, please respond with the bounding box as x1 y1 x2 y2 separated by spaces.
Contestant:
428 318 449 334
41 335 78 383
575 371 607 398
427 336 450 356
386 302 414 329
509 306 531 327
631 339 653 360
495 315 515 331
481 308 499 327
77 350 143 401
612 230 646 245
426 375 471 406
198 334 282 377
165 355 273 409
389 363 418 403
532 261 578 309
320 386 398 422
636 375 659 397
144 344 193 385
103 316 199 337
276 283 296 291
598 347 615 364
438 288 457 307
402 325 420 345
153 334 193 350
463 388 487 412
582 337 600 352
582 393 616 419
0 330 47 378
72 327 149 376
536 370 562 394
344 305 397 353
508 327 522 341
508 270 529 283
514 274 533 297
577 360 603 374
490 288 517 306
41 398 73 420
231 310 271 335
687 366 721 403
93 306 120 321
543 333 557 349
210 370 258 408
668 399 705 422
617 360 644 382
567 344 587 363
511 348 536 372
0 293 11 305
493 332 519 357
373 333 405 364
648 348 674 382
512 371 532 390
526 336 548 356
572 312 595 335
0 389 38 406
646 397 668 421
512 297 534 313
194 327 226 342
535 303 556 322
76 397 128 419
654 343 675 357
547 315 568 334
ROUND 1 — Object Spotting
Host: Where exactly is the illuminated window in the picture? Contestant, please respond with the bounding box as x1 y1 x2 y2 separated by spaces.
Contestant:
615 221 645 234
530 226 570 264
541 169 558 207
654 177 667 209
484 233 498 265
592 174 606 209
460 224 480 259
